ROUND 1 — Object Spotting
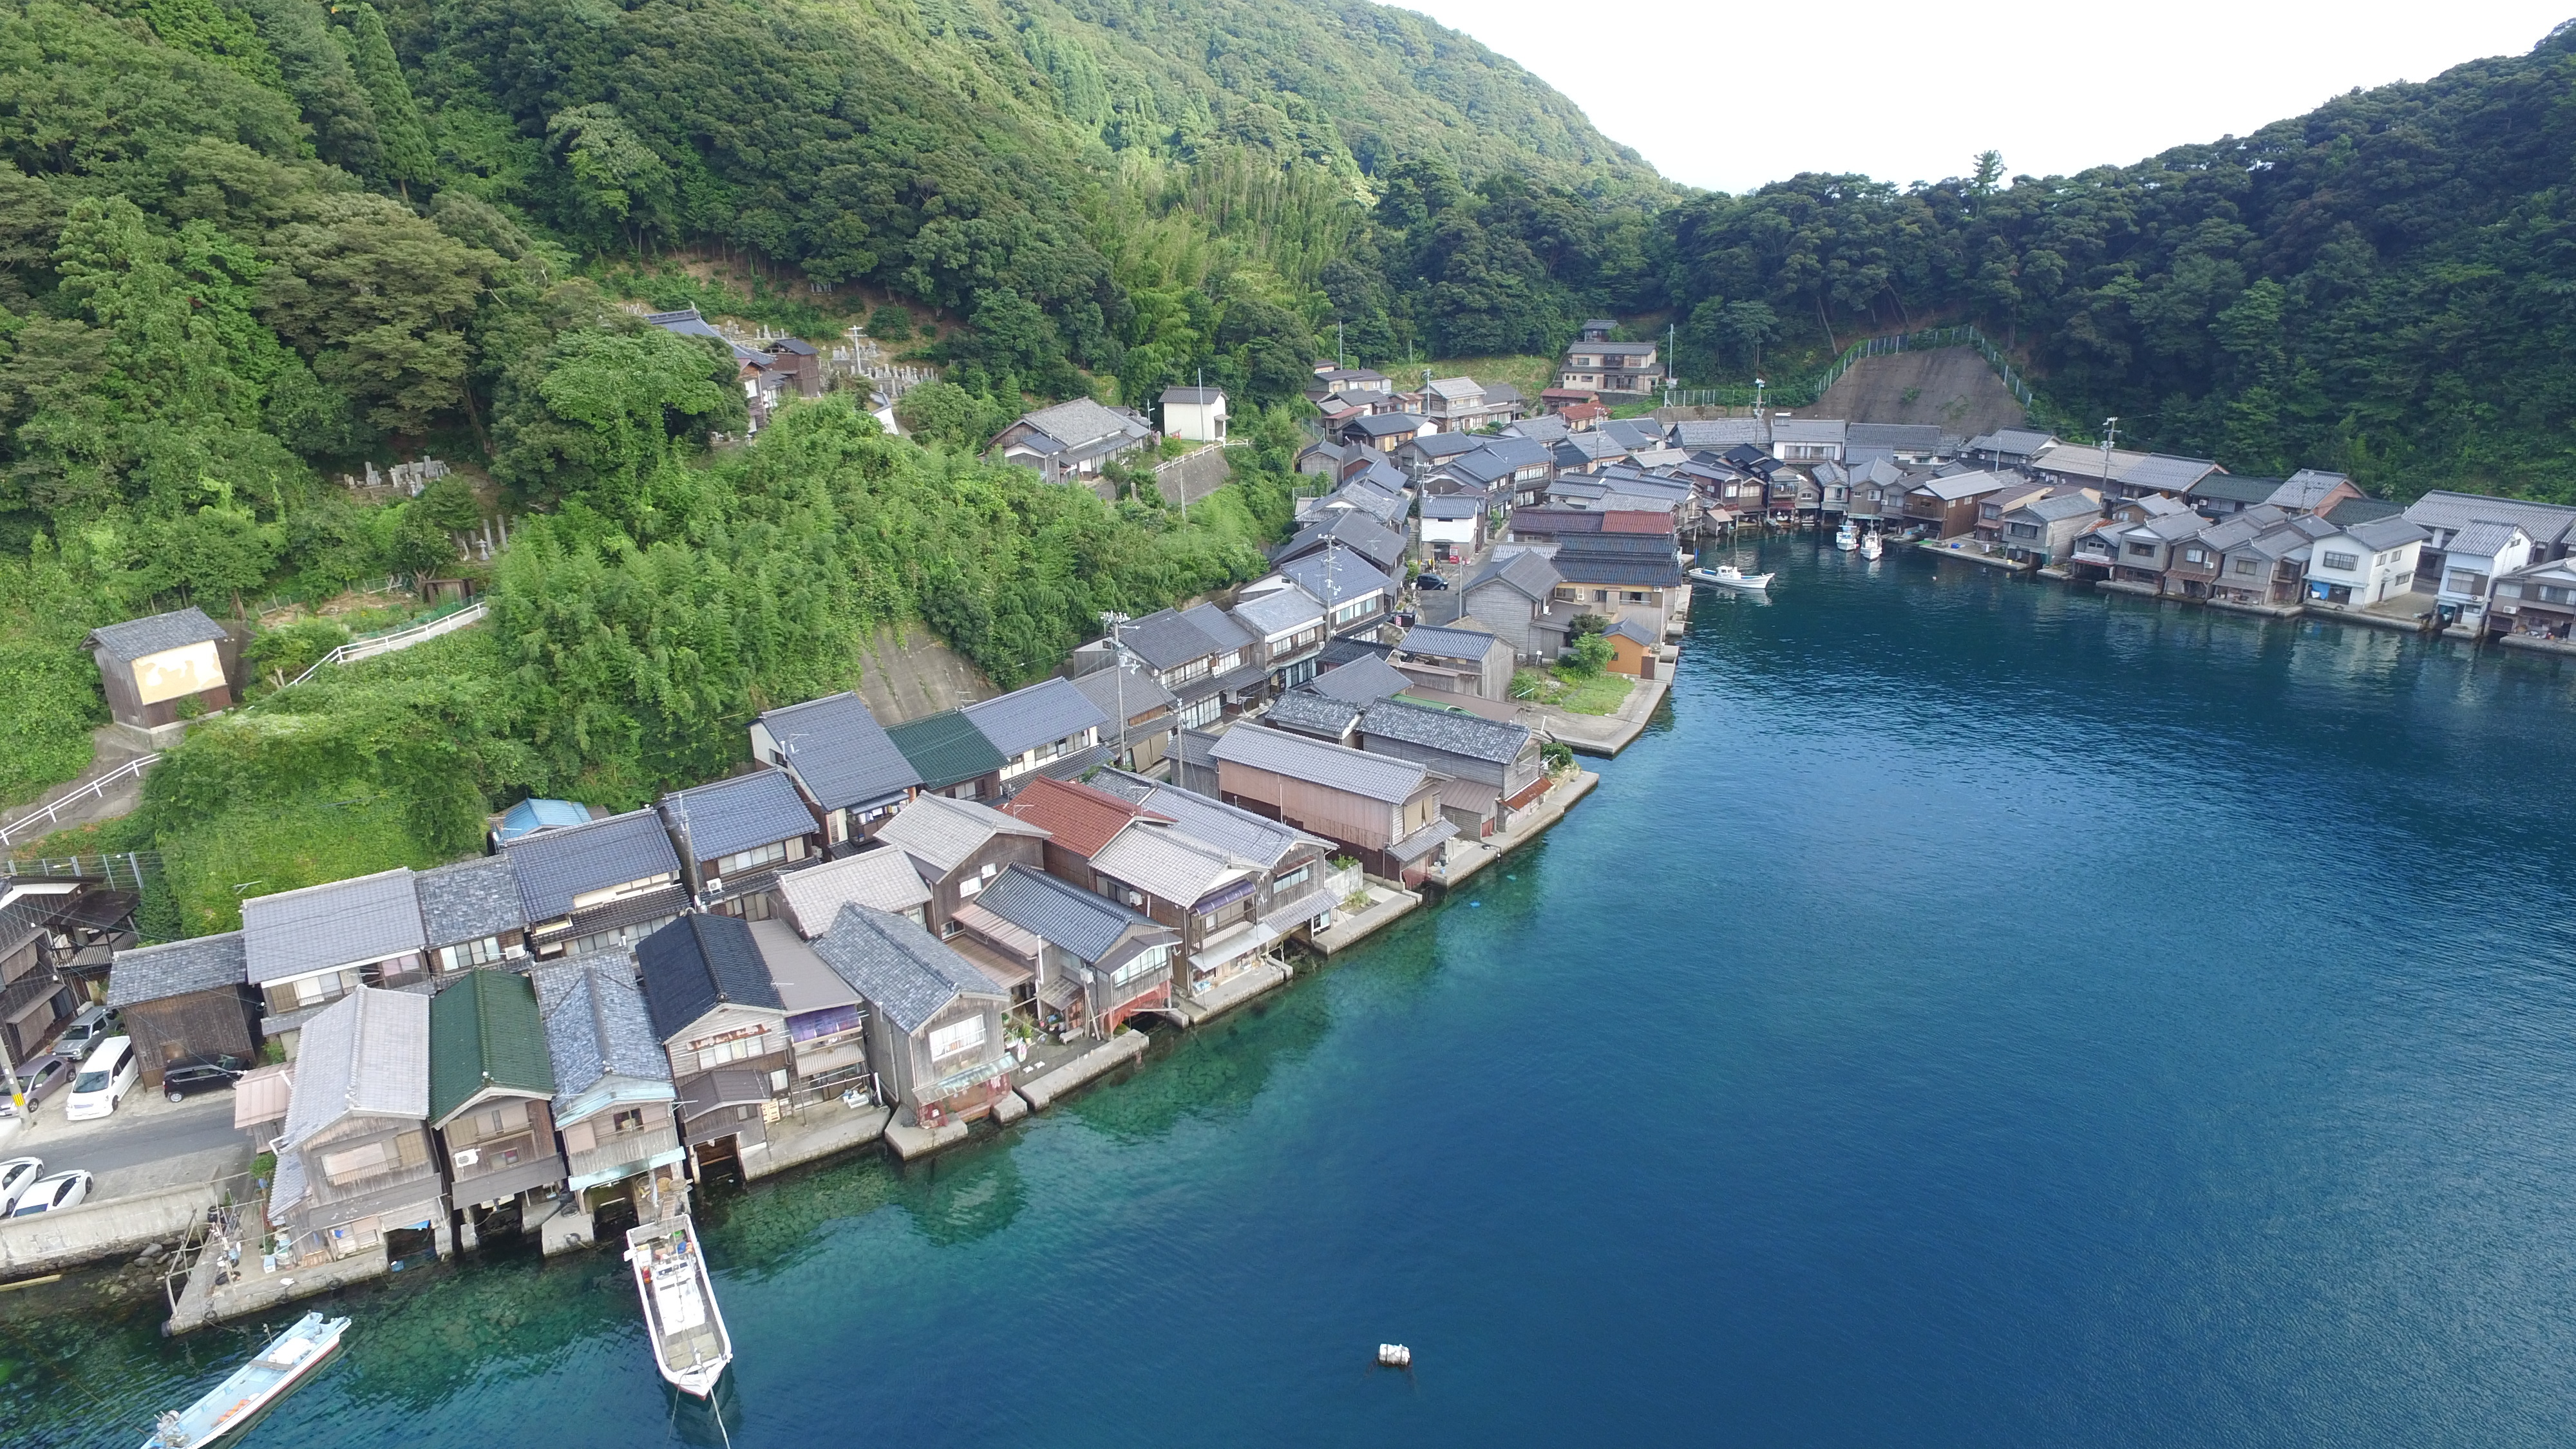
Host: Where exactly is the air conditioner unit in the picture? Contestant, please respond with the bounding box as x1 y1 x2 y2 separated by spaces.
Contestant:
705 876 723 894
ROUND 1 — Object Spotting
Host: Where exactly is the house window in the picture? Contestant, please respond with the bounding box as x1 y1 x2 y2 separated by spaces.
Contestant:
2322 551 2360 571
694 1028 768 1066
437 936 504 972
714 841 790 877
2184 548 2207 564
1112 945 1170 987
2007 523 2039 539
612 1108 646 1135
2541 585 2572 605
2445 571 2488 597
929 1016 986 1062
2232 558 2258 576
321 1141 390 1183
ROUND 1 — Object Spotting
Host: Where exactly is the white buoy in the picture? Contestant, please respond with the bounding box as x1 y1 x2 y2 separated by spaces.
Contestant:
1377 1343 1412 1368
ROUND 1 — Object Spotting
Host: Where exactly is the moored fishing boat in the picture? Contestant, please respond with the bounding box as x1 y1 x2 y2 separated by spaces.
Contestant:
1860 529 1884 560
627 1215 732 1398
1690 564 1774 592
144 1311 347 1449
1834 520 1859 551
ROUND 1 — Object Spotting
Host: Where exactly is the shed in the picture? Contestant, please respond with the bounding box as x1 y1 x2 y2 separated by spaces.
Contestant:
85 607 235 736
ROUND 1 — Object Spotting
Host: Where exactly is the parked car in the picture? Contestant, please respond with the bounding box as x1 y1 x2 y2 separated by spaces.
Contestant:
62 1036 139 1122
0 1157 39 1215
162 1054 251 1102
0 1056 73 1119
50 1004 118 1060
1414 574 1451 590
8 1170 91 1217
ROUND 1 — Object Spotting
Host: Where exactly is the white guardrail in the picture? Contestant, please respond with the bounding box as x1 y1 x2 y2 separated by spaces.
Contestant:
278 600 488 692
0 752 162 848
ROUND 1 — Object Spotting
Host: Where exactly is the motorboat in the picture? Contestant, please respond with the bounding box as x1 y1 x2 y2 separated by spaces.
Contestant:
1690 564 1774 592
145 1311 348 1448
1859 529 1884 560
628 1215 732 1398
1833 520 1859 551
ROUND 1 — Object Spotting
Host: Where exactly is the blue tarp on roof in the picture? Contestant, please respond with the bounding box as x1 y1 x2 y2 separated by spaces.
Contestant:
497 798 591 844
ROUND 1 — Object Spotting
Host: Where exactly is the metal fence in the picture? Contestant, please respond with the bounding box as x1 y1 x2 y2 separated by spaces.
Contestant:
0 761 164 850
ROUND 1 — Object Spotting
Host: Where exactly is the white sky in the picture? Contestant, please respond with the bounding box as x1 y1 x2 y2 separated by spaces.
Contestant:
1387 0 2576 193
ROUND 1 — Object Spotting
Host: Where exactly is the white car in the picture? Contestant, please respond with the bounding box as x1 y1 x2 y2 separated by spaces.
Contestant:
62 1036 138 1121
9 1169 91 1217
0 1157 39 1215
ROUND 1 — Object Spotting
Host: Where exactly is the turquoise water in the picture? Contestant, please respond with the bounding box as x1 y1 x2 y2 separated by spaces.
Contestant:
12 540 2576 1446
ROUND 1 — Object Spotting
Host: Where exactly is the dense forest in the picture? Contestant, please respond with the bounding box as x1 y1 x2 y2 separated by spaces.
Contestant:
3 0 2574 927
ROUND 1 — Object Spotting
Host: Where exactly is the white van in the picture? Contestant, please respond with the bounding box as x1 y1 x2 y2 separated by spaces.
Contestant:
62 1036 138 1121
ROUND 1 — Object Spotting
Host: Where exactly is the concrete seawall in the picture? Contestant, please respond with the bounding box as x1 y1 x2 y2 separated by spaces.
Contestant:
1 1182 220 1280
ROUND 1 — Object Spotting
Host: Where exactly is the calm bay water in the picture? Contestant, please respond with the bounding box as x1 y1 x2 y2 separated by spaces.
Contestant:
12 541 2576 1446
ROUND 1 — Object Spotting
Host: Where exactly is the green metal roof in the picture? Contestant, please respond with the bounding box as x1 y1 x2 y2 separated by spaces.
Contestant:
428 969 556 1124
886 708 1008 791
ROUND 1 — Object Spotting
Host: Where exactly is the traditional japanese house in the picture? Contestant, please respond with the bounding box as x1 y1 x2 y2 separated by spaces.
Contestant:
1998 493 2105 567
750 692 924 848
775 849 934 937
1229 583 1330 694
635 914 790 1174
961 866 1177 1036
538 958 685 1221
658 768 825 919
1083 771 1338 943
243 869 430 1056
2491 555 2576 641
0 887 79 1063
1278 511 1409 574
746 919 871 1096
103 932 255 1084
505 809 687 961
1393 621 1515 701
267 986 449 1265
963 677 1111 789
1209 724 1454 885
1902 471 2017 538
999 775 1166 885
811 905 1014 1128
428 969 564 1243
1601 616 1662 680
1274 545 1400 643
1455 550 1570 663
1357 697 1547 840
872 794 1052 937
1071 663 1181 775
1262 688 1364 743
414 857 529 977
885 708 1011 803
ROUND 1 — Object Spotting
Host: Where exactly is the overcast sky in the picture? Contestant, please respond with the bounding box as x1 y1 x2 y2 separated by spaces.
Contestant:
1388 0 2575 193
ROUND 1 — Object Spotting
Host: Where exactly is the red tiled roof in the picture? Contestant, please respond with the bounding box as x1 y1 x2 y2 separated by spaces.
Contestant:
999 775 1166 859
1599 511 1672 534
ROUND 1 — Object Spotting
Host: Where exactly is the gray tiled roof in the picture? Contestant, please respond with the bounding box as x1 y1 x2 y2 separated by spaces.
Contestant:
281 986 430 1147
1419 495 1484 520
1114 609 1222 671
1211 723 1429 804
1012 398 1150 453
1388 816 1459 862
759 693 922 811
1265 688 1363 737
1284 513 1408 570
635 913 782 1041
1508 415 1569 444
1602 616 1659 646
2120 455 2221 492
1090 826 1250 907
1084 770 1328 867
1071 665 1179 726
2190 473 2283 506
1229 584 1325 639
659 768 817 864
542 959 671 1101
1916 470 2014 502
1464 549 1563 601
963 677 1108 759
106 931 246 1008
85 607 227 664
2343 516 2431 551
1311 655 1414 705
504 809 683 923
1181 601 1256 653
2013 493 2104 523
775 848 933 936
1345 412 1429 439
413 857 528 948
811 904 1003 1034
1401 623 1501 661
875 793 1047 876
972 865 1153 965
1548 549 1684 587
242 868 426 985
2442 519 2528 558
1967 429 2057 456
1160 386 1224 405
2403 490 2576 543
1359 697 1533 766
1400 431 1481 460
1277 547 1395 609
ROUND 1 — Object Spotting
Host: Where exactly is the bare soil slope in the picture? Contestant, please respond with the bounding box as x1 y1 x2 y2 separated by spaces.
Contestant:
853 625 994 723
1811 347 2026 436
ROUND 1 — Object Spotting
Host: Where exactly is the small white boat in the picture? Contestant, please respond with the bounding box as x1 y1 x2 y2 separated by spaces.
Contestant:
1860 529 1884 560
146 1310 347 1449
1833 520 1859 551
1690 564 1774 592
628 1215 732 1399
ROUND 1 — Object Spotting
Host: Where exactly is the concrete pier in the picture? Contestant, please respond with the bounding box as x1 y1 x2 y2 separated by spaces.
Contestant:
1532 677 1667 757
1172 960 1294 1022
746 1103 893 1180
1 1181 224 1282
1312 887 1420 956
882 1119 972 1160
1425 772 1598 891
1016 1030 1151 1111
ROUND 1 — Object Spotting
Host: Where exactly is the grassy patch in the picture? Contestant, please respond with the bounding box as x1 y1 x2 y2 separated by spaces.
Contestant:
1424 355 1555 410
1552 672 1634 715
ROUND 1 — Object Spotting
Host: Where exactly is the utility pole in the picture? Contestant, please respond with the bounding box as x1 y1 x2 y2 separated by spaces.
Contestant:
1 1030 21 1120
2100 417 2119 493
1336 320 1345 368
1665 320 1677 407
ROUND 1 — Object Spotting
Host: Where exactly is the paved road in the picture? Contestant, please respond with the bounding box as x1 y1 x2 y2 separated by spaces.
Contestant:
6 1092 242 1176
